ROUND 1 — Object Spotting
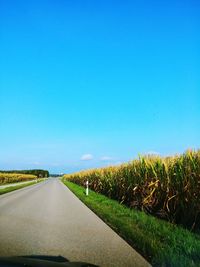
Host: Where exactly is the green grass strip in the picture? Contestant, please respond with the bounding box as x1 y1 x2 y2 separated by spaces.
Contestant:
62 179 200 267
0 179 45 195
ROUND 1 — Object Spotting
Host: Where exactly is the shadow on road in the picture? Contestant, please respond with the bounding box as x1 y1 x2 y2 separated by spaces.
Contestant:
0 255 100 267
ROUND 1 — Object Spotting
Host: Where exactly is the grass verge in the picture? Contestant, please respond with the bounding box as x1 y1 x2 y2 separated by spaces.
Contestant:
0 179 46 195
62 179 200 267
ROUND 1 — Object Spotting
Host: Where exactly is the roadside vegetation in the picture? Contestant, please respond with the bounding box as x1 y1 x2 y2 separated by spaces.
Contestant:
0 169 49 178
63 149 200 231
0 179 45 195
62 180 200 267
0 173 37 185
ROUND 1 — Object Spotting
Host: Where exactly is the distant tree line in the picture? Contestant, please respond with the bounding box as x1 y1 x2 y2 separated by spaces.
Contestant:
0 169 49 178
50 174 61 177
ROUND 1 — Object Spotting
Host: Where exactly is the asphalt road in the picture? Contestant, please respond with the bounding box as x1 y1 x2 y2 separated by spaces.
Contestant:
0 178 151 267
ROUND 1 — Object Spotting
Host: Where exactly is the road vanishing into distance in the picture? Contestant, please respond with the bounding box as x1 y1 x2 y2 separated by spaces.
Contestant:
0 178 150 267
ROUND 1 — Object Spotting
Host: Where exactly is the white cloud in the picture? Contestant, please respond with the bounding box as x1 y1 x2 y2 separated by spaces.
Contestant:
100 156 113 161
81 154 94 161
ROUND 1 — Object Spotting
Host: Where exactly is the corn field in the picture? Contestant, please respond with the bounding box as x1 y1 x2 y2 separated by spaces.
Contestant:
0 173 37 185
63 149 200 230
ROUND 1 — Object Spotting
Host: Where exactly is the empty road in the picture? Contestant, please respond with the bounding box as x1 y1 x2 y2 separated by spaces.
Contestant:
0 178 150 267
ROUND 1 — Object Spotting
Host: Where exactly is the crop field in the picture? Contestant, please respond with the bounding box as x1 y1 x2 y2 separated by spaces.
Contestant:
63 149 200 231
0 173 37 185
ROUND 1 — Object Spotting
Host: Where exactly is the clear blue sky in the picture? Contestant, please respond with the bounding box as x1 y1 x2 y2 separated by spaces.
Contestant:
0 0 199 173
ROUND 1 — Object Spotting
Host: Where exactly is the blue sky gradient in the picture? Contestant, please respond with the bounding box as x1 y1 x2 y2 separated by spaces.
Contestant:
0 0 199 173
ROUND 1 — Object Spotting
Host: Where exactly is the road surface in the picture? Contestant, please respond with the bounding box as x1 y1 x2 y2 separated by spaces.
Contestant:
0 178 151 267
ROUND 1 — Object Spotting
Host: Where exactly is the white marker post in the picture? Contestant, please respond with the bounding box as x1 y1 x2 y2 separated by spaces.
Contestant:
86 179 89 196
